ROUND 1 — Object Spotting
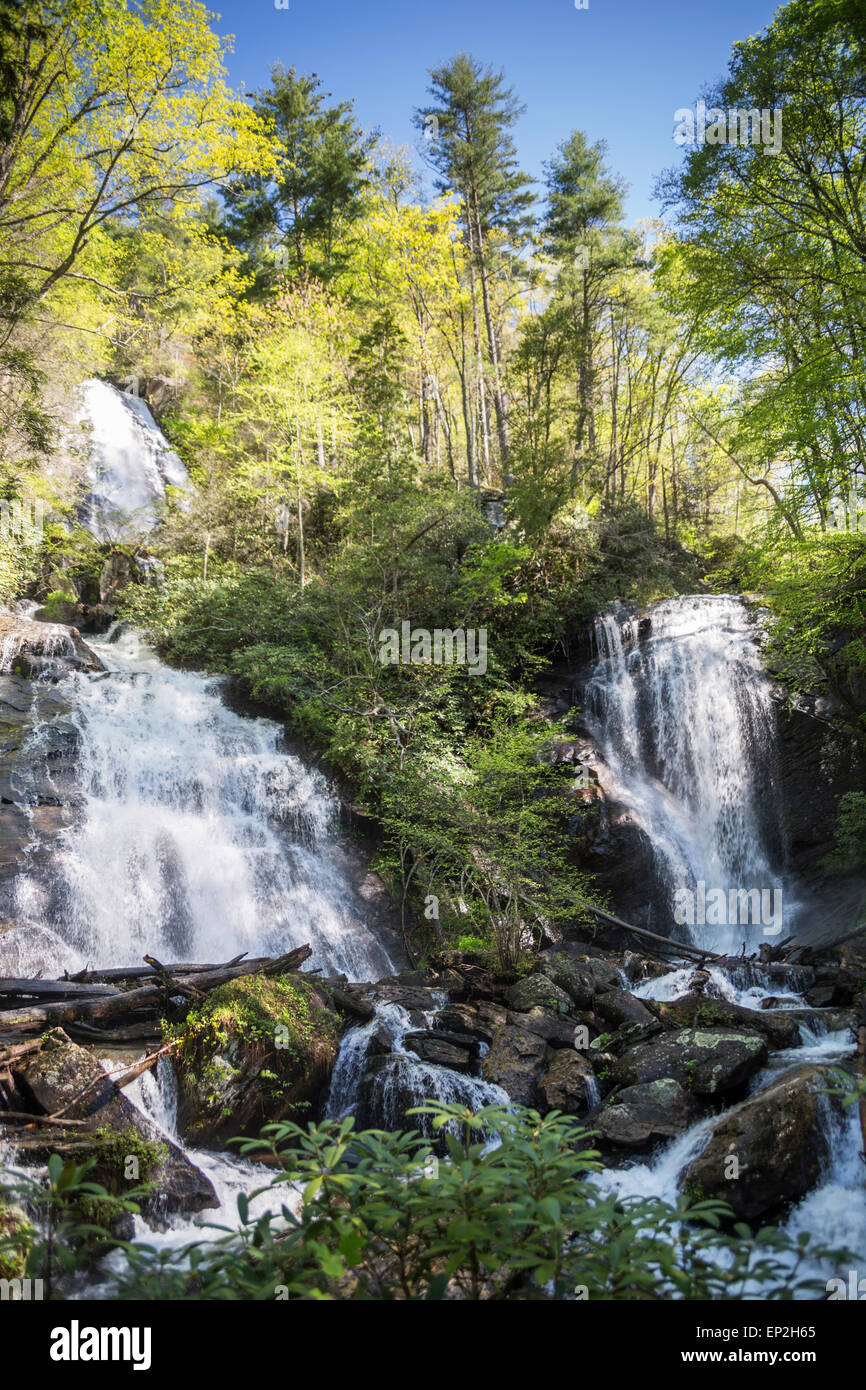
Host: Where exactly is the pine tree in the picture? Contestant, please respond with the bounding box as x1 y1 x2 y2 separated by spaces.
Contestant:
415 54 533 472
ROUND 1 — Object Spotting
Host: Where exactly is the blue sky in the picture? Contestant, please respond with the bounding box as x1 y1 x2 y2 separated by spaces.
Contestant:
210 0 781 226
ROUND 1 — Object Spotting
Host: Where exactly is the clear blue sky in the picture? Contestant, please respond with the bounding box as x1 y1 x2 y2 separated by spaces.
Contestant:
210 0 781 226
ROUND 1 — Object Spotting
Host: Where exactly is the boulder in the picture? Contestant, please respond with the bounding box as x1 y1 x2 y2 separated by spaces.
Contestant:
595 988 657 1030
536 1050 598 1115
402 1031 475 1072
482 1025 551 1106
507 1008 582 1048
505 975 574 1017
654 993 801 1051
594 1078 699 1149
537 951 609 1007
610 1028 768 1097
680 1065 841 1219
173 972 340 1147
434 1001 507 1046
9 1029 217 1218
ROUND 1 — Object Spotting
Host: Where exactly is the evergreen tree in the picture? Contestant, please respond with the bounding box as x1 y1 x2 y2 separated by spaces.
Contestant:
224 64 374 288
415 53 534 470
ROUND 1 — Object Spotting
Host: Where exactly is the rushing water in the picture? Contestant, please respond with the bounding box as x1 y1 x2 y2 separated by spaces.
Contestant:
2 376 861 1294
0 625 397 981
582 596 795 953
76 379 190 539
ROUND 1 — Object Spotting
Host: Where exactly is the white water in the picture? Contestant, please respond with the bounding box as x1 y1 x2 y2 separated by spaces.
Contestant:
583 596 795 954
326 999 510 1127
581 595 864 1292
0 626 397 981
76 379 190 539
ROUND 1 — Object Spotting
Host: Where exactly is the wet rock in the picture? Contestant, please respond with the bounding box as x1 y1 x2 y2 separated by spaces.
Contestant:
369 984 445 1013
680 1065 842 1220
403 1031 475 1072
783 1008 856 1037
621 951 669 985
611 1028 768 1097
654 993 801 1050
505 974 574 1017
594 1078 700 1149
0 614 104 679
482 1025 551 1106
507 1008 581 1048
434 1001 507 1046
536 1050 598 1115
9 1029 217 1217
803 985 837 1008
595 988 656 1030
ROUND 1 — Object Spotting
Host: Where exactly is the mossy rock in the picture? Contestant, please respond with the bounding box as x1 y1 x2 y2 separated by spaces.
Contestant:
168 972 341 1147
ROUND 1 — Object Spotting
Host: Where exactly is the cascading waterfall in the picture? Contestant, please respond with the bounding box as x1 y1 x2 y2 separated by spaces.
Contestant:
0 625 397 982
326 999 510 1127
75 379 190 540
583 595 794 953
581 594 864 1287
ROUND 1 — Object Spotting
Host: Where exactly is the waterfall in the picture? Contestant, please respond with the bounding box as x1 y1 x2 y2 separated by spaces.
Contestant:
582 595 795 953
75 379 190 539
0 626 397 981
326 1000 510 1127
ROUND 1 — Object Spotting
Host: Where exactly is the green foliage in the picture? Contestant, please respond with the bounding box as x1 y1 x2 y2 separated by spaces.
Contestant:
0 1151 147 1298
102 1102 845 1301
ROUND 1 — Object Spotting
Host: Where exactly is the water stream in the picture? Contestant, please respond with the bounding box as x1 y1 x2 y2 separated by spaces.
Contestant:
1 383 861 1294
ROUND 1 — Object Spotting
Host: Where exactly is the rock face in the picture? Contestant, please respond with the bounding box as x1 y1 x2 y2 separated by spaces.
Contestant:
8 1029 217 1218
680 1065 840 1219
482 1025 551 1106
610 1028 769 1097
173 973 341 1148
536 1050 598 1115
594 1079 699 1149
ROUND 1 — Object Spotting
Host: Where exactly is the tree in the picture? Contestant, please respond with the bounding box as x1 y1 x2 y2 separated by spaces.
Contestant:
223 64 374 288
656 0 866 536
415 54 533 472
543 132 639 495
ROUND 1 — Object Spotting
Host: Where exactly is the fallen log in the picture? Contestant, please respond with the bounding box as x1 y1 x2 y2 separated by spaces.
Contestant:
0 943 313 1035
582 904 724 964
64 951 254 985
0 978 121 1002
0 1110 90 1128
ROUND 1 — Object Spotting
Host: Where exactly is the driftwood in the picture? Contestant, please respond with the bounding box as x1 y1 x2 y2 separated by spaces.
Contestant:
0 944 313 1036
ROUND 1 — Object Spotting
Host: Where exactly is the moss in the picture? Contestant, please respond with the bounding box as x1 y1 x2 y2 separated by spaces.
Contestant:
165 972 339 1134
168 973 336 1074
93 1125 166 1182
